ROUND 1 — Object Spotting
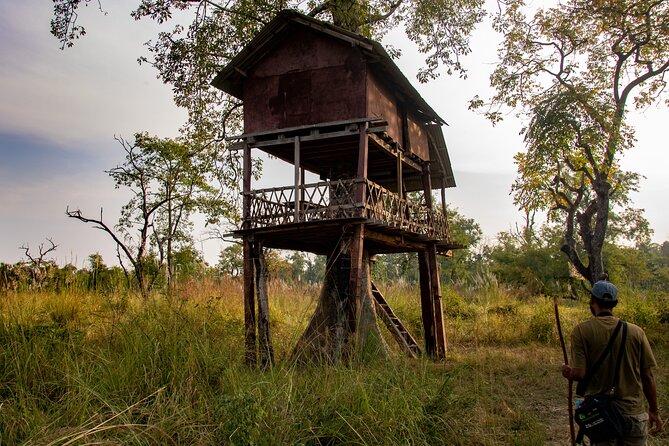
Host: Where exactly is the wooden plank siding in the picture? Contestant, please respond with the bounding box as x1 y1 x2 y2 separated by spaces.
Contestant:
244 27 367 134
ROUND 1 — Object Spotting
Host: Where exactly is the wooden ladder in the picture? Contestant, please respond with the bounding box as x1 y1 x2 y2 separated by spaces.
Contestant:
371 282 421 358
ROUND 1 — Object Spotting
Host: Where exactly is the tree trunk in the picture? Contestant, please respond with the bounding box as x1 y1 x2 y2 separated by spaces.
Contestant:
254 243 274 369
292 240 387 364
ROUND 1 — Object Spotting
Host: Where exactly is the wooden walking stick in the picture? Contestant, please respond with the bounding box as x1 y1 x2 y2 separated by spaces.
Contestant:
554 297 576 445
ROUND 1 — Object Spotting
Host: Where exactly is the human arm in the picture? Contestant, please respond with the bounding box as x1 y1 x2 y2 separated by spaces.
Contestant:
641 367 663 435
562 325 587 381
561 364 586 381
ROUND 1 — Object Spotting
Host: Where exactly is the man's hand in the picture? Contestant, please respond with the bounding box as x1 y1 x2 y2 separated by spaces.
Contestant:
561 364 586 381
649 410 663 435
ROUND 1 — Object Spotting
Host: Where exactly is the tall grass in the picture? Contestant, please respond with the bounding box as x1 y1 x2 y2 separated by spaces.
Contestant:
0 279 667 445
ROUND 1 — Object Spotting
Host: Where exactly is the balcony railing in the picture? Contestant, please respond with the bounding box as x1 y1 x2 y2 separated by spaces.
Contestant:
243 179 450 241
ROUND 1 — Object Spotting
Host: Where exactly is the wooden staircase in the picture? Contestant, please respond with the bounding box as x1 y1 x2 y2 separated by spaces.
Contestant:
371 282 421 358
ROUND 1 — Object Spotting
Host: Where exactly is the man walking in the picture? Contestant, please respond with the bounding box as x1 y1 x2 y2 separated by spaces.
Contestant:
561 280 663 445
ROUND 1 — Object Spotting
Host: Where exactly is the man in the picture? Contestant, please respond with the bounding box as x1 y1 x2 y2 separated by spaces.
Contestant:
561 280 663 445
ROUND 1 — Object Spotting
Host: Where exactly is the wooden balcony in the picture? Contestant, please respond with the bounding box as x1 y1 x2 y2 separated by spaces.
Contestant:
237 178 455 255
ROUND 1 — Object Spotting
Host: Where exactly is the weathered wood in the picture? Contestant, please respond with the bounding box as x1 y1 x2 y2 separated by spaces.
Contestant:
294 136 301 222
371 282 420 358
243 237 257 366
427 243 447 360
368 133 421 171
441 184 446 214
356 122 369 211
396 152 403 197
242 144 257 366
216 12 462 365
254 242 274 369
292 243 387 364
418 249 436 358
243 142 252 228
228 117 387 141
349 224 365 335
422 163 433 209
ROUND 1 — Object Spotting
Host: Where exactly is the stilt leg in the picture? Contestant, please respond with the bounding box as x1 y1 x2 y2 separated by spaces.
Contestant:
243 237 257 366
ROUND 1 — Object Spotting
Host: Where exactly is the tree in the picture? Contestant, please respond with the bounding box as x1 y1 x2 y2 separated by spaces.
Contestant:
68 133 229 297
217 243 243 276
487 221 573 296
172 245 206 278
51 0 486 147
128 133 230 287
475 0 669 284
87 252 107 291
439 205 483 284
19 238 59 291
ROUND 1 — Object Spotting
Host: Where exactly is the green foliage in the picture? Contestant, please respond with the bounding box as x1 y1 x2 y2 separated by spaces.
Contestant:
488 223 572 297
526 304 555 344
441 287 475 319
439 205 484 285
218 243 243 276
50 0 488 174
477 0 669 284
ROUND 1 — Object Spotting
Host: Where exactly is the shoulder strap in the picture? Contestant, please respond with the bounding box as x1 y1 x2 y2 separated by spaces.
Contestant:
576 319 623 396
612 321 628 392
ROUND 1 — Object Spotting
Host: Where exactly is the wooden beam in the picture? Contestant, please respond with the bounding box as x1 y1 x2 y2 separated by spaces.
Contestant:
441 184 447 218
418 250 436 358
349 224 365 335
294 136 301 222
368 133 421 171
427 243 447 360
228 117 386 141
243 237 256 366
254 242 274 369
243 142 252 229
422 163 433 209
356 122 369 215
397 152 403 197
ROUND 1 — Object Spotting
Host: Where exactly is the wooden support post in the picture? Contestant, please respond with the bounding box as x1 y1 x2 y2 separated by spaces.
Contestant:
418 250 436 357
441 182 447 216
294 136 301 222
243 142 251 229
254 242 274 369
349 224 365 336
243 237 256 366
356 122 369 215
241 141 257 366
422 163 433 208
397 153 403 198
427 243 447 360
349 122 369 338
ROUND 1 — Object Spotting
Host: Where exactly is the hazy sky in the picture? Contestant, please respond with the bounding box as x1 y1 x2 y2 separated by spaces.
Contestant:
1 1 667 267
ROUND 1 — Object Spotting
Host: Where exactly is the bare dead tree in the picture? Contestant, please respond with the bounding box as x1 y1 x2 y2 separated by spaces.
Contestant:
65 206 159 299
19 238 58 290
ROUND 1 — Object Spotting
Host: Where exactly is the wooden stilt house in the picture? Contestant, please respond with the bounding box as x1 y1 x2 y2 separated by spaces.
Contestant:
213 10 460 365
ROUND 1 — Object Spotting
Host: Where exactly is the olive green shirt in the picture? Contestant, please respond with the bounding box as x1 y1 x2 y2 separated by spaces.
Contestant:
570 316 657 415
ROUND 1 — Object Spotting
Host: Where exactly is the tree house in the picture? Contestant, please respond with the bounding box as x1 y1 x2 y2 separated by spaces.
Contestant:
213 10 459 366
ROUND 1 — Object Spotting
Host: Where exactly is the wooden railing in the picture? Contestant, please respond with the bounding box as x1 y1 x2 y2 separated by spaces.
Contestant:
243 179 450 241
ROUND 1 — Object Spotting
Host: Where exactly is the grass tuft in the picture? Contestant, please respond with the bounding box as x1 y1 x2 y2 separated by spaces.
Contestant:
0 281 667 445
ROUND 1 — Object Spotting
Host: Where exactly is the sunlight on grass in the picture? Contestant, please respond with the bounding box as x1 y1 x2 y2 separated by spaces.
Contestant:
0 281 667 445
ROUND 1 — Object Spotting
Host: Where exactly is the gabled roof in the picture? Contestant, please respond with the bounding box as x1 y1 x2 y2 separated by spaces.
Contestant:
212 9 446 126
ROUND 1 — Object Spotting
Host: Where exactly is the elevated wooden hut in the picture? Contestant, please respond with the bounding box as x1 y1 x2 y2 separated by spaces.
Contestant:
213 10 459 365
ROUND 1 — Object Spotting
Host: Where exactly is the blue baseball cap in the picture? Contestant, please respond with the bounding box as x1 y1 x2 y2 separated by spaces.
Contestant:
591 281 618 302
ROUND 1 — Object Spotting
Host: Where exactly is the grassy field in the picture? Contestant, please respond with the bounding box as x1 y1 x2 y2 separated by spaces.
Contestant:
0 278 667 445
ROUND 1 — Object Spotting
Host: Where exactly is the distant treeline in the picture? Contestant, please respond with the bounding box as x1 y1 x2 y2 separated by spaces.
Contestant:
3 226 669 297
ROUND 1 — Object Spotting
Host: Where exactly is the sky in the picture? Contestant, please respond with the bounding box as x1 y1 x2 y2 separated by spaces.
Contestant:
1 1 668 268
